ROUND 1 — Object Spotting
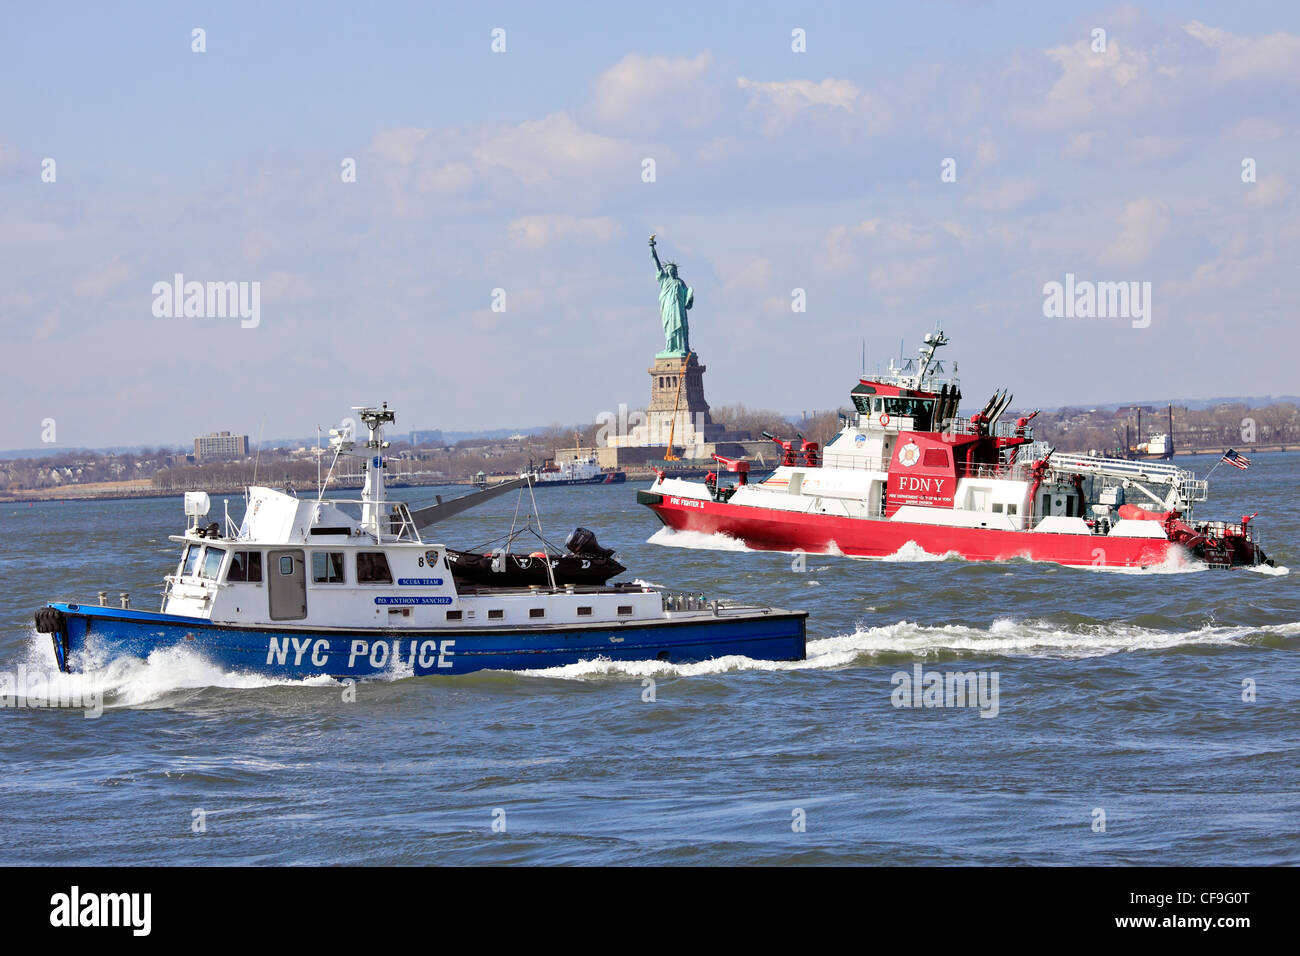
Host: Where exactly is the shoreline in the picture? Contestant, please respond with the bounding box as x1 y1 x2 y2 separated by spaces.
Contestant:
4 447 1289 505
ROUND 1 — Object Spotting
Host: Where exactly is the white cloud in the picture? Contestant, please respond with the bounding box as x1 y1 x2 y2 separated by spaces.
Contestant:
592 52 714 128
418 162 474 192
73 262 129 298
507 215 623 249
722 257 773 291
371 128 432 166
1245 173 1292 207
824 218 944 271
1124 135 1188 165
1016 38 1158 128
0 141 26 179
737 76 884 134
473 113 631 184
1064 130 1105 158
1183 20 1300 83
1101 198 1170 265
1223 116 1287 142
964 178 1040 212
1170 250 1276 293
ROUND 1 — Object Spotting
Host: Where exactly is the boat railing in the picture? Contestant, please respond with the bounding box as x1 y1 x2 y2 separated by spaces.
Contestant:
942 418 1034 440
856 414 916 432
1197 519 1255 543
820 454 890 472
958 462 1026 481
321 499 423 542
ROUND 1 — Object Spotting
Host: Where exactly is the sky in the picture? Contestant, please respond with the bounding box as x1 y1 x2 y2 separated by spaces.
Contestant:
2 1 1298 450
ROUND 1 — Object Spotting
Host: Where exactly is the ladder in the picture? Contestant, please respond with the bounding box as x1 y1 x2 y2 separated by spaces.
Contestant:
1046 451 1209 505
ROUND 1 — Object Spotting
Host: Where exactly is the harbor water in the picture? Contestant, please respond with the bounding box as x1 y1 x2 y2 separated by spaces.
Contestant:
2 452 1297 865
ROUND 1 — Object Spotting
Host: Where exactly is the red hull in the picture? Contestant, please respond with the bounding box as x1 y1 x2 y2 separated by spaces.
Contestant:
645 495 1178 568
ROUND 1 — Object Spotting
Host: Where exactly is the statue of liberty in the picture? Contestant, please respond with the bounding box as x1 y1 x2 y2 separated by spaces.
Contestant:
649 235 693 357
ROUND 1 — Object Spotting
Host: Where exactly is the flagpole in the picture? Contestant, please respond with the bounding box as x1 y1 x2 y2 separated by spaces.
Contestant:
1204 451 1231 481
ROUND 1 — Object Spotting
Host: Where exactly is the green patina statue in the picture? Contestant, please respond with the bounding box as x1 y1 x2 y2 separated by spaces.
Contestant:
650 235 693 357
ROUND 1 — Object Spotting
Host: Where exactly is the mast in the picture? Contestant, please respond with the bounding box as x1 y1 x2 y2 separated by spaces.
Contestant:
913 329 949 388
356 403 395 531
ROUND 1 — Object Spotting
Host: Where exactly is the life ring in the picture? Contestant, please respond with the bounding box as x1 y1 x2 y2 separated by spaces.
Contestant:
879 413 890 427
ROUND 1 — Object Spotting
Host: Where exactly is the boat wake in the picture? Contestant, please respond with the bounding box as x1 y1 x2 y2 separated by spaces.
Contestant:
876 541 965 562
15 607 1295 700
11 631 338 710
1074 548 1206 575
515 618 1300 679
647 526 753 551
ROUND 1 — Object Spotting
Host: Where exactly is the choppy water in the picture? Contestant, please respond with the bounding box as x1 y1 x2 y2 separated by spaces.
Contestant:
2 452 1297 865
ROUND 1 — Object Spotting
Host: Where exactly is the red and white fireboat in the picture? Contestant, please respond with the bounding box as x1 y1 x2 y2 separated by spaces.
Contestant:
638 330 1272 570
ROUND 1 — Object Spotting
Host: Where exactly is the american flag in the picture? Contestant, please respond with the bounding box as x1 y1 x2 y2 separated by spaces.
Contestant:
1221 449 1251 470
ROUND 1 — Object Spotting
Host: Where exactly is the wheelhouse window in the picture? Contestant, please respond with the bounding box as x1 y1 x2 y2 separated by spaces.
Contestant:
356 551 393 584
200 547 226 580
850 383 876 414
311 551 346 584
880 397 935 429
181 545 200 578
228 551 262 583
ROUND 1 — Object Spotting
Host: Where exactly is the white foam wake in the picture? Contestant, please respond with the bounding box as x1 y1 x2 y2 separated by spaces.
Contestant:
647 526 753 551
1073 547 1206 575
1247 563 1290 576
11 631 338 710
876 541 965 562
515 618 1300 679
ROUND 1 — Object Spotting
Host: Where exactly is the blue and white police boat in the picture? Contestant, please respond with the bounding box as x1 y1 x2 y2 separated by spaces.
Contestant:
35 404 806 679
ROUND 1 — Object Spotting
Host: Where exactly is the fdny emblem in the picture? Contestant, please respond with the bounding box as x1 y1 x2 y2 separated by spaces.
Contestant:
898 442 921 467
854 434 866 448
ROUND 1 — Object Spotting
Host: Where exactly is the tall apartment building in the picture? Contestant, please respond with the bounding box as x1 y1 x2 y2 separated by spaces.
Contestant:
194 431 250 460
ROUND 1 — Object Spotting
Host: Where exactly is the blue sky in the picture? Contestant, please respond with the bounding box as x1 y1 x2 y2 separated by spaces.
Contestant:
3 1 1298 449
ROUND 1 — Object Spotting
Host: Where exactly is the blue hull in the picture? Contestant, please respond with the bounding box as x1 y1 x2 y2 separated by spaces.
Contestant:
535 473 627 486
41 602 806 679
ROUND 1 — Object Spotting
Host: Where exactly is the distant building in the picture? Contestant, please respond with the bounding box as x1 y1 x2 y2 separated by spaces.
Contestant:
410 429 445 447
194 430 249 460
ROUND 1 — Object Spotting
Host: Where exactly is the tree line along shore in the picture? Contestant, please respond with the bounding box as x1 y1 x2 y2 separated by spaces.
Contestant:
4 400 1297 503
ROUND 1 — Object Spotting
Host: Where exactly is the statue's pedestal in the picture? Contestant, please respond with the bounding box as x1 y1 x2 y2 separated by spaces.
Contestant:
608 352 744 451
